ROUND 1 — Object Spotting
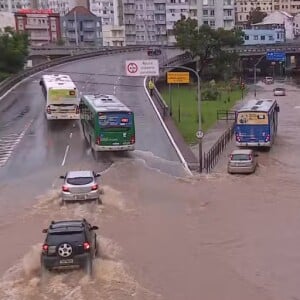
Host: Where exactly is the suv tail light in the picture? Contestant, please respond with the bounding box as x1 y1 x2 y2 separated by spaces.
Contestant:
75 105 79 114
265 134 270 142
83 242 90 250
130 135 135 144
62 185 69 192
96 137 101 145
91 184 98 191
42 244 48 253
46 105 51 114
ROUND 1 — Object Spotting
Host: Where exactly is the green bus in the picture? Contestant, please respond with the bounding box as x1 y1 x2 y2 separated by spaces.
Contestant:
79 94 135 152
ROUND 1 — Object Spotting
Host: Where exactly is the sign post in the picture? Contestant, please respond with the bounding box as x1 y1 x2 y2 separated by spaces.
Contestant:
125 60 159 77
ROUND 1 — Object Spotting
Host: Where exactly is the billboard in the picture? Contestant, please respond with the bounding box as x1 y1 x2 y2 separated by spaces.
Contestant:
236 112 268 125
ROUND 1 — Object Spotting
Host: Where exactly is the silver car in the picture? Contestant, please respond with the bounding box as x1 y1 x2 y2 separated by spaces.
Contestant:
227 149 258 174
60 170 102 205
273 87 286 96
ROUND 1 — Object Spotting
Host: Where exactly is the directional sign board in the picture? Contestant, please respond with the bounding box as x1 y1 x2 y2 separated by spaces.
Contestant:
125 59 159 77
167 72 190 84
266 51 286 62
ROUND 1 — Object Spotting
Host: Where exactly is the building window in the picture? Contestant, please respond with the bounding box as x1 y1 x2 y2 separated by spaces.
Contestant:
254 35 258 40
210 10 214 16
203 9 208 15
244 35 249 40
268 35 274 40
210 20 215 27
260 35 265 40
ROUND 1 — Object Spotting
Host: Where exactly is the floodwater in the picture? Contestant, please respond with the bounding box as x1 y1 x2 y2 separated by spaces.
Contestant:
0 81 300 300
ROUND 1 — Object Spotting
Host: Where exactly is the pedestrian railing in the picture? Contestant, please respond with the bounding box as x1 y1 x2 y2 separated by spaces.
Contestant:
203 124 235 173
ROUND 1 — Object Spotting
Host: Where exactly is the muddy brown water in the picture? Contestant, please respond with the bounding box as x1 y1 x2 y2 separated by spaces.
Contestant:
0 82 300 300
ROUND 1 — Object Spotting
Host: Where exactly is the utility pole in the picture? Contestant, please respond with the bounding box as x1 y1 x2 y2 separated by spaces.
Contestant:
74 10 79 47
254 54 265 98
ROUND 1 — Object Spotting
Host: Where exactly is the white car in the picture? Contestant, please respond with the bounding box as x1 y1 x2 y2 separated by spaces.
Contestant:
273 87 286 96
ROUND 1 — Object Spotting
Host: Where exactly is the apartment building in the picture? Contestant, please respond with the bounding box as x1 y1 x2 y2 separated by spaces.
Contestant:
202 0 235 29
15 8 61 45
0 11 15 31
123 0 167 45
235 0 273 25
89 0 125 46
0 0 32 12
61 5 103 46
38 0 88 16
166 0 197 44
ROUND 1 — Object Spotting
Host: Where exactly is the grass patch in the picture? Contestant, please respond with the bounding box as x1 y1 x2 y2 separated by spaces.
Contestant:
160 83 245 144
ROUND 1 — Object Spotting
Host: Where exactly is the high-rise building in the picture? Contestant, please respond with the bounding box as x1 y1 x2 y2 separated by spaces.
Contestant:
89 0 125 46
166 0 198 44
0 0 31 12
123 0 167 45
202 0 234 29
38 0 88 16
235 0 273 25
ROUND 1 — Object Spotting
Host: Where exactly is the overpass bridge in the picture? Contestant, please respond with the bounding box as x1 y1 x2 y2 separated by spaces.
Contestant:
28 42 300 58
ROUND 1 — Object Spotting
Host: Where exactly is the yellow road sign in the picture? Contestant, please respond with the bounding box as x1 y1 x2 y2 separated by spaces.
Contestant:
167 72 190 84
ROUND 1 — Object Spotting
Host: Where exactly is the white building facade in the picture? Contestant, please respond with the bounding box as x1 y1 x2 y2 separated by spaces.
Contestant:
166 0 197 44
89 0 125 46
0 11 15 30
235 0 273 25
0 0 31 12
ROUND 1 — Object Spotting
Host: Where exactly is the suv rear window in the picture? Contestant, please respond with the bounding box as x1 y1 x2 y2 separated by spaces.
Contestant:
47 232 85 244
67 177 93 185
231 154 251 161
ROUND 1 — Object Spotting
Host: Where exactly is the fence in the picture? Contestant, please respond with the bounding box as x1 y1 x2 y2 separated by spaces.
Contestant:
203 123 235 173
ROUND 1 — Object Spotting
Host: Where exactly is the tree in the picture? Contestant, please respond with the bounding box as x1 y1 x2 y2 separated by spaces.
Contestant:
173 16 244 77
247 7 267 25
0 30 29 76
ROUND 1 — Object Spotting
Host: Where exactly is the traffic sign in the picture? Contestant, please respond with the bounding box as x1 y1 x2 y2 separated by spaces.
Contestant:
167 72 190 84
196 130 204 139
125 60 159 77
266 51 286 62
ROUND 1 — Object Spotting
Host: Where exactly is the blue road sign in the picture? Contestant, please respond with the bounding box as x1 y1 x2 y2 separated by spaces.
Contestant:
266 51 286 62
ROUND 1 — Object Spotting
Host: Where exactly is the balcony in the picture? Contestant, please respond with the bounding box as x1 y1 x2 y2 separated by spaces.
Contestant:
154 9 166 14
25 23 49 29
155 19 166 25
154 0 165 3
224 15 234 20
30 35 50 41
123 7 135 14
125 30 136 35
124 19 136 25
123 0 135 3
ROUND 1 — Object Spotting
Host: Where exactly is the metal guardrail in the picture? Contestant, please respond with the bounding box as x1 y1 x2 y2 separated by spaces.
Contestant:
203 124 235 173
148 52 193 118
0 46 192 98
29 41 300 57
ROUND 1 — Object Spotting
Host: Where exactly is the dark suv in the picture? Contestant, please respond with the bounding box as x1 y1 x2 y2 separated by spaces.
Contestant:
147 47 162 56
41 219 99 276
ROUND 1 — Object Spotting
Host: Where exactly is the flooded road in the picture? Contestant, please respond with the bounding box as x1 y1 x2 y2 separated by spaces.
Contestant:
0 80 300 300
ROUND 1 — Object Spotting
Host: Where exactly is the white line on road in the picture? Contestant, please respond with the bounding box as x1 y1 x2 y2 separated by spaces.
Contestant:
0 119 34 167
61 145 70 166
69 132 73 139
113 76 121 95
143 77 193 176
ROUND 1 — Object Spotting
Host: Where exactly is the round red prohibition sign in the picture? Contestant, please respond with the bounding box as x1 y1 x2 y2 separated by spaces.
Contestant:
127 62 138 74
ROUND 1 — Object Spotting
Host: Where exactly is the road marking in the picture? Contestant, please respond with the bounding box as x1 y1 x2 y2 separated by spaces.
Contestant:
69 132 73 139
61 145 70 166
294 106 300 109
0 120 34 167
113 76 121 95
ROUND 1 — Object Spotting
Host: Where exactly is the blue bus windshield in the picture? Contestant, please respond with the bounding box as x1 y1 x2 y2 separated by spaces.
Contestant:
98 112 133 128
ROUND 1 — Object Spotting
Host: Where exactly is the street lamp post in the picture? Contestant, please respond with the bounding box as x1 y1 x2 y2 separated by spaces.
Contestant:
254 54 265 98
161 64 203 173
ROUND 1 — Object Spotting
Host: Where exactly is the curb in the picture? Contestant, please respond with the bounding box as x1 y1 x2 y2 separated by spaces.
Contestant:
143 77 193 176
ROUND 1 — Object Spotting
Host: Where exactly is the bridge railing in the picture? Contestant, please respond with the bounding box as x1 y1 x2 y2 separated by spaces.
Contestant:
0 46 191 98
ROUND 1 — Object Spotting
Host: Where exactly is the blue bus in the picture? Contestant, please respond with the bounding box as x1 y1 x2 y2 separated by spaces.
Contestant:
235 99 280 148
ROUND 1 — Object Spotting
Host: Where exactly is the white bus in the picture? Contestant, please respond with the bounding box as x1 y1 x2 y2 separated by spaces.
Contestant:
39 74 80 120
